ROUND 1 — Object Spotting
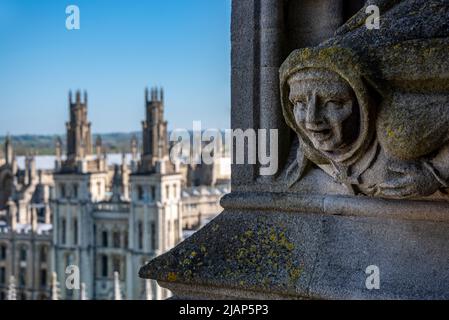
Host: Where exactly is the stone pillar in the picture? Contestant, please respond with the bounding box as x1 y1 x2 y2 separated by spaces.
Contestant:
140 0 449 300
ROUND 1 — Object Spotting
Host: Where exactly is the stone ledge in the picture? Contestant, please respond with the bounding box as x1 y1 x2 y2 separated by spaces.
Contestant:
140 206 449 299
221 192 449 223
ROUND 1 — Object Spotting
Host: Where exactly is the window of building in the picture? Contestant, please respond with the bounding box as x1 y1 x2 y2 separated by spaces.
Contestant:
173 184 177 198
19 246 27 262
150 186 156 201
73 218 78 245
40 269 47 287
137 185 144 200
0 244 6 261
113 231 121 248
39 246 47 264
102 230 108 247
165 185 170 199
151 222 156 250
124 231 128 248
19 267 26 287
138 221 143 250
101 255 108 278
0 291 5 300
112 256 121 274
60 184 66 198
73 184 78 198
0 267 5 285
61 218 66 244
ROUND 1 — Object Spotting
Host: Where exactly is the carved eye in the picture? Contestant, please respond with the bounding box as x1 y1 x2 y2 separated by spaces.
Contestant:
293 100 306 111
325 100 343 109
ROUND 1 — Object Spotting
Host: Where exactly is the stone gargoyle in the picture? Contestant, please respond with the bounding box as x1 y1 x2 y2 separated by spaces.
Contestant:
280 0 449 200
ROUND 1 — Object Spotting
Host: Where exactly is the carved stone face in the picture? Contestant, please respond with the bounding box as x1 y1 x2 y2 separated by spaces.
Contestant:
288 69 358 152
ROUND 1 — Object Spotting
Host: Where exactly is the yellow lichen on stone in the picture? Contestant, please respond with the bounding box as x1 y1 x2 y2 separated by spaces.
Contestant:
289 267 303 282
167 272 177 282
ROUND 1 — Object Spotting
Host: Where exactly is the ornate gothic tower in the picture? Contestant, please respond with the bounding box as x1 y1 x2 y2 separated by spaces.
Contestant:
126 86 182 299
52 90 107 300
140 87 169 172
66 90 92 162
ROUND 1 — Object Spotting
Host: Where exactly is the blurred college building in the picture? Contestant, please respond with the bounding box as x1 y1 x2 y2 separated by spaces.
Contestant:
0 88 229 300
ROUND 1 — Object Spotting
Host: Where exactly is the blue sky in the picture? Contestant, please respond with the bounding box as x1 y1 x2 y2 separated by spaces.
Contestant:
0 0 231 135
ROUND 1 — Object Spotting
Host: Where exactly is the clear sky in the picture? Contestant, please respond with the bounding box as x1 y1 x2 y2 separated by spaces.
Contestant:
0 0 231 135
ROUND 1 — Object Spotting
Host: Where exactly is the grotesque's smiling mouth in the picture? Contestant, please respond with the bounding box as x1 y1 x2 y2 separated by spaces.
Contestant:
307 128 332 142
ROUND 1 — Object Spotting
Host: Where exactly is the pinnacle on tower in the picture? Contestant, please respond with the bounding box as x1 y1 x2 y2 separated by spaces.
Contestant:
95 135 102 156
111 164 122 202
55 137 62 159
4 133 13 165
76 90 81 103
65 89 93 163
140 85 169 172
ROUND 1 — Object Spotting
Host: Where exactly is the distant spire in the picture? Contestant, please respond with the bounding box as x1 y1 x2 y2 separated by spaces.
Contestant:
160 87 164 102
114 272 122 300
145 87 149 103
7 275 17 300
69 90 73 104
55 137 62 160
51 272 60 300
111 165 122 202
84 91 88 104
76 90 81 103
4 133 13 165
96 135 102 157
131 135 138 160
152 87 157 101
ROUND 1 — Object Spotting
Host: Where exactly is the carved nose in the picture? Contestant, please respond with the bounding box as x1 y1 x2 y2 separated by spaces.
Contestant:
305 95 323 126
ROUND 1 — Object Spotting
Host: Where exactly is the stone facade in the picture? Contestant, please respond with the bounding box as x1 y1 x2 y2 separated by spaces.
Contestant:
0 223 52 300
51 88 181 300
0 137 53 300
0 87 228 300
181 184 229 230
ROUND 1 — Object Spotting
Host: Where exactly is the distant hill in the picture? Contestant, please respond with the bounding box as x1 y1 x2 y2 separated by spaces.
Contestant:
0 130 229 156
0 132 141 156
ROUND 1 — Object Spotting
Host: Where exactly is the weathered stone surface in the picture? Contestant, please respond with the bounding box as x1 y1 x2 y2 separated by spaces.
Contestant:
140 201 449 299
